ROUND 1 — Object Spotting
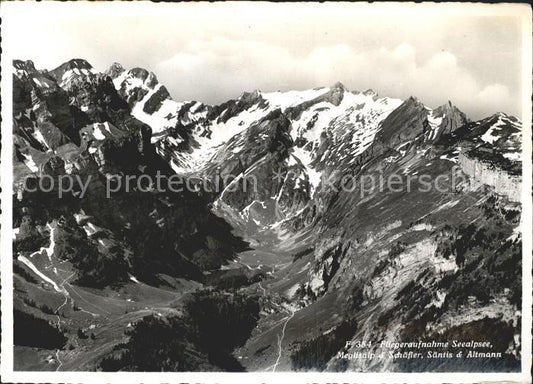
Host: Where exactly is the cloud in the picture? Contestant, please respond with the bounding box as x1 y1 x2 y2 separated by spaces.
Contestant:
391 43 416 61
156 38 298 101
427 51 458 69
155 39 519 119
476 83 511 101
4 2 521 119
474 83 513 114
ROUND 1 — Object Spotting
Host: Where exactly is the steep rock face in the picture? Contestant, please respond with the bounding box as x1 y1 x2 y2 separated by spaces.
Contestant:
210 90 269 124
375 96 429 149
48 58 95 80
458 152 521 202
112 67 160 107
12 61 249 375
143 85 172 115
107 63 216 173
47 58 98 89
436 112 522 173
432 100 469 137
71 78 133 129
13 73 33 116
12 59 247 285
207 110 312 228
242 88 521 371
13 62 154 181
284 82 348 120
13 65 79 150
13 59 39 78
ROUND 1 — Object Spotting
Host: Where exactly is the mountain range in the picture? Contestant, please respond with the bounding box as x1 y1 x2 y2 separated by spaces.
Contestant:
12 58 522 372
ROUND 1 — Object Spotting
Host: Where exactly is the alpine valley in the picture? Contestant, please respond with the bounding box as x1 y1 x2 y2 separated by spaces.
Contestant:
12 59 523 372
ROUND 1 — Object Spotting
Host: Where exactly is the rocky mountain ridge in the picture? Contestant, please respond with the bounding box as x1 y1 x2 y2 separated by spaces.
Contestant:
11 58 523 373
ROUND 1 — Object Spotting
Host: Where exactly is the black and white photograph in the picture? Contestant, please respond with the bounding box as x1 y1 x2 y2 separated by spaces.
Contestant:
1 2 531 383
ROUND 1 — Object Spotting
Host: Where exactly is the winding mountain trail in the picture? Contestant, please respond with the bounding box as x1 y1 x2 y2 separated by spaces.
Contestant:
53 272 75 371
54 272 75 328
55 350 63 371
271 309 296 372
258 282 267 296
17 248 99 371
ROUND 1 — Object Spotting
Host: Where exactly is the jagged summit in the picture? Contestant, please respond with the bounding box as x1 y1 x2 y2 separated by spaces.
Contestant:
13 59 37 71
405 95 422 104
375 95 429 148
319 82 345 106
109 62 125 70
46 58 97 88
105 62 126 79
431 100 469 136
434 100 461 114
239 89 262 100
479 111 521 129
63 58 93 69
331 81 347 91
13 60 38 78
49 58 93 76
129 67 157 81
492 111 520 121
116 67 160 90
35 58 520 177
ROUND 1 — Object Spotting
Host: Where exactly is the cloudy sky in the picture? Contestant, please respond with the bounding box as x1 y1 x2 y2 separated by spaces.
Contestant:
3 2 528 119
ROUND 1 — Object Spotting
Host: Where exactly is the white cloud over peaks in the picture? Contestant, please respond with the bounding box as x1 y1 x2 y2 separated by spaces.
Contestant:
156 38 297 101
392 43 416 61
427 51 458 69
474 83 513 114
156 38 519 119
4 2 523 120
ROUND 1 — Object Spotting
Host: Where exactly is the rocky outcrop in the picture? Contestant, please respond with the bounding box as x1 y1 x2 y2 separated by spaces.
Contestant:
206 110 312 228
458 152 521 202
376 96 429 149
105 62 126 79
209 90 268 124
284 82 346 120
433 100 469 136
143 85 171 114
47 58 95 83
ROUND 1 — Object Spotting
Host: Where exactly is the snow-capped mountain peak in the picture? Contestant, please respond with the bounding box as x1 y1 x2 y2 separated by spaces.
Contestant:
48 58 98 89
13 59 38 78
